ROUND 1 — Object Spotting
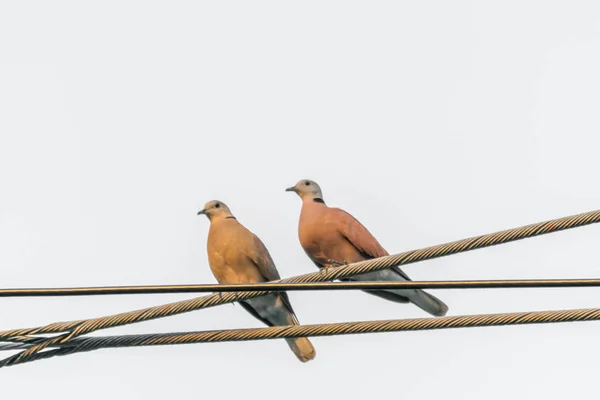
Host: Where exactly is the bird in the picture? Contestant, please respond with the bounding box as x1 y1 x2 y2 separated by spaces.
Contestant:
285 179 448 317
197 200 316 362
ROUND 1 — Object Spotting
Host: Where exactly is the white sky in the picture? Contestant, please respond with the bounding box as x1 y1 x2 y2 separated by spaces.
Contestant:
1 1 600 398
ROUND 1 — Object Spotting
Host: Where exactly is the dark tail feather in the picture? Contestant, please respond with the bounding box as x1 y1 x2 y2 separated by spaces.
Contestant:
408 290 449 317
368 290 410 303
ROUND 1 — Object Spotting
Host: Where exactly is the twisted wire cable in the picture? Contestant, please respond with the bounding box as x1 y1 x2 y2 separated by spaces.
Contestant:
1 208 599 366
1 307 599 366
4 277 600 350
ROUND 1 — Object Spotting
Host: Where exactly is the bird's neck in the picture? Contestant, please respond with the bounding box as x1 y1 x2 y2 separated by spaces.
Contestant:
302 196 325 205
209 214 236 223
299 197 327 232
301 197 327 213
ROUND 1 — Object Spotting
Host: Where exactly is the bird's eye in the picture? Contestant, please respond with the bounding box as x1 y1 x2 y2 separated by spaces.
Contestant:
304 181 310 186
215 203 220 208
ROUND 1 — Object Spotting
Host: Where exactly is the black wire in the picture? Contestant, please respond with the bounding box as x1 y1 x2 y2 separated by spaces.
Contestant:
1 279 600 297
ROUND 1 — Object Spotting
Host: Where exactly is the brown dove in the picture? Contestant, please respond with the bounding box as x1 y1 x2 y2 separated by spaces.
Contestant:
197 200 316 362
286 180 448 317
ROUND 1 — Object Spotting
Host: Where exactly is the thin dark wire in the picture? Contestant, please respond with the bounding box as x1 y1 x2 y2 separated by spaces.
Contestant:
2 278 600 297
2 208 599 367
1 307 599 365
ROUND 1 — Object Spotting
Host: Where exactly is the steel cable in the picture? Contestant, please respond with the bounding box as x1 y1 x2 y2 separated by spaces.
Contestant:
1 307 599 366
1 208 599 367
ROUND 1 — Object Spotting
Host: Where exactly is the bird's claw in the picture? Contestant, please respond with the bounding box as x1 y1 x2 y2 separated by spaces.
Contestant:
217 291 236 306
319 259 349 278
326 259 348 268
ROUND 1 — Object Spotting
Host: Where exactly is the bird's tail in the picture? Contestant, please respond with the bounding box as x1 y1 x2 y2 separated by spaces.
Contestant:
285 337 316 363
407 290 449 317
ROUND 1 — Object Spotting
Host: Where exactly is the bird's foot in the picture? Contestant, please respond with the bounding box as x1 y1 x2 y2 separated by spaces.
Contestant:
326 259 348 268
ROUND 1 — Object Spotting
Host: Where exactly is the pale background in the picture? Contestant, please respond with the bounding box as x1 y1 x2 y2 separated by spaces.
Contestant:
1 1 600 398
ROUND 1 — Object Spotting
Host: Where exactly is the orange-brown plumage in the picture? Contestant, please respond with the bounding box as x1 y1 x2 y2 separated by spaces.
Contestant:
199 200 316 362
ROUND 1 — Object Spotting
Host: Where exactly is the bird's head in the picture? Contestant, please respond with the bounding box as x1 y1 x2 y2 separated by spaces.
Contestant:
197 200 234 221
285 179 324 202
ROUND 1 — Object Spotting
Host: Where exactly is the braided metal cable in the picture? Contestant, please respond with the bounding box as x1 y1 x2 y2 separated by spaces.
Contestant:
2 307 600 367
1 208 599 366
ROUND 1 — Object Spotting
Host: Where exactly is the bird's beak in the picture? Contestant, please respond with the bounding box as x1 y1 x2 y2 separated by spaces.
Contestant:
197 209 207 216
285 186 296 193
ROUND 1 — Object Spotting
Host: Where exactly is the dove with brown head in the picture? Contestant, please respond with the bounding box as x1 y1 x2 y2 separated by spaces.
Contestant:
198 200 316 362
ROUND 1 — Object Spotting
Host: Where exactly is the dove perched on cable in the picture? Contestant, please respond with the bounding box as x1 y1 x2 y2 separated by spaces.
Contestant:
198 200 316 362
286 180 448 317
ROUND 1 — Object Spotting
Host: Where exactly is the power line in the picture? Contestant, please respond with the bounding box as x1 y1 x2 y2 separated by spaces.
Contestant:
2 278 600 297
1 307 599 366
1 208 599 368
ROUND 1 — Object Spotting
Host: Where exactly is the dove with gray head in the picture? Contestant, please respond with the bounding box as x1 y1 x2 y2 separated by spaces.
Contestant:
285 180 448 317
198 200 316 362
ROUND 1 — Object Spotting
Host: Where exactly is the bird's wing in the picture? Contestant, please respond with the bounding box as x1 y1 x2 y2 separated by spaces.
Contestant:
333 208 412 281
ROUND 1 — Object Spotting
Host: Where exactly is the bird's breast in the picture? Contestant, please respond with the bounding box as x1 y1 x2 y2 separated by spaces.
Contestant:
298 210 339 258
207 225 263 284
